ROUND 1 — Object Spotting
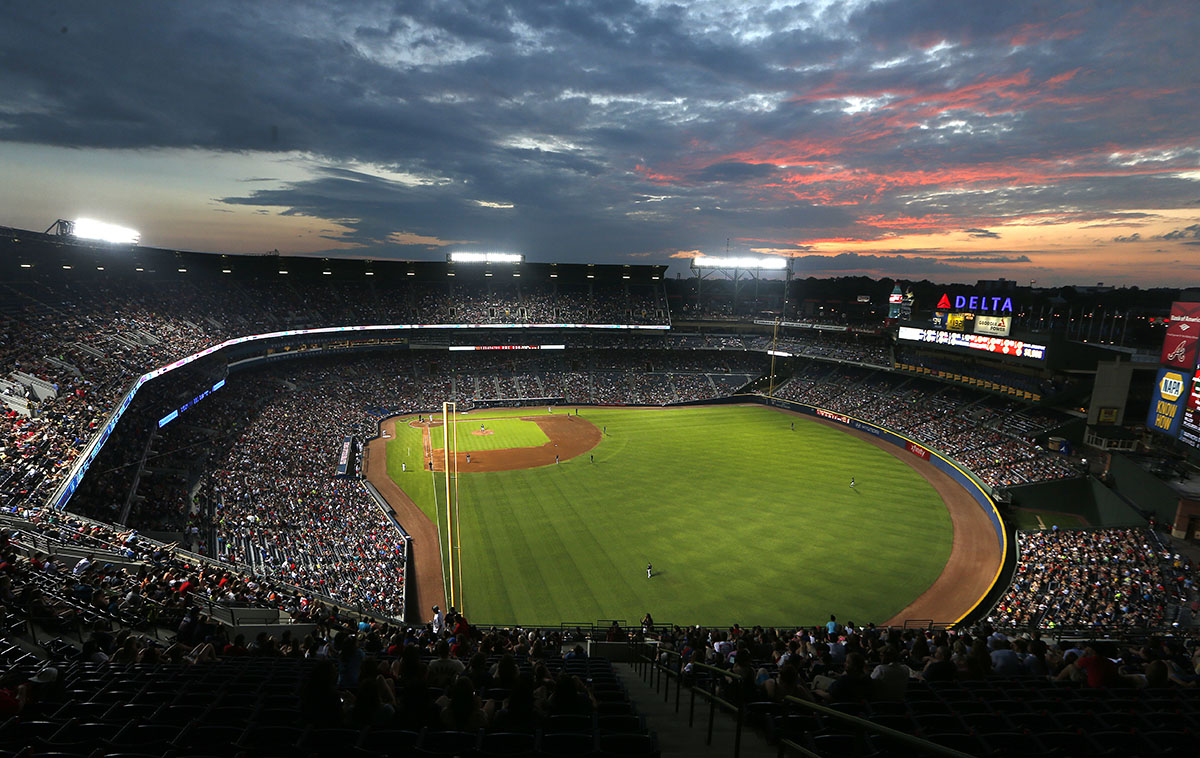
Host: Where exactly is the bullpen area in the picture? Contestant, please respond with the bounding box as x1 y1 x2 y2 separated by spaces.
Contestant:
373 404 986 627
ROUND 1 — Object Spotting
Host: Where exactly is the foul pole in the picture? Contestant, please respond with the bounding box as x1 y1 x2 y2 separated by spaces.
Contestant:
768 317 780 397
452 403 463 616
441 402 456 610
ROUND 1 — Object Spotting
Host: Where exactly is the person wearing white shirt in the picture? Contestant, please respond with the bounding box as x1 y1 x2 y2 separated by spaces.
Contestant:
870 647 914 701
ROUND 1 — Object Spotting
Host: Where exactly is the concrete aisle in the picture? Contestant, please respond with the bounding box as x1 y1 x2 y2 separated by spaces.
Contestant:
618 663 781 758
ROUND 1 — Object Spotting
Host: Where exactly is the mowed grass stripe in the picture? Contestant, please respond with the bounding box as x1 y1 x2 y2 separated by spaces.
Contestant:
390 405 953 627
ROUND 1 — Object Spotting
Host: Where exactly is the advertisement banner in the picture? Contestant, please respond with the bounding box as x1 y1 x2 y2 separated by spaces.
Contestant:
906 441 931 460
1160 302 1200 369
1178 375 1200 448
1147 368 1191 436
974 315 1012 337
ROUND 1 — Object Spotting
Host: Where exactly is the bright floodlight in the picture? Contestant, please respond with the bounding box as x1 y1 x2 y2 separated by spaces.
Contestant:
692 255 787 269
448 252 524 263
73 218 140 244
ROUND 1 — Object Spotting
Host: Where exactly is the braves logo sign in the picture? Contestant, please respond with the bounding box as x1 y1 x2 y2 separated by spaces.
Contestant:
1161 302 1200 369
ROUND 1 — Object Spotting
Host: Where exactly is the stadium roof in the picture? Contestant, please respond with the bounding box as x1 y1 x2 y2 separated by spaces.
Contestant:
0 226 667 282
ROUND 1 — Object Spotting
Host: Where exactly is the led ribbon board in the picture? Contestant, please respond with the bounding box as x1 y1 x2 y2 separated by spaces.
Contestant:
48 322 668 510
897 326 1046 360
158 379 225 428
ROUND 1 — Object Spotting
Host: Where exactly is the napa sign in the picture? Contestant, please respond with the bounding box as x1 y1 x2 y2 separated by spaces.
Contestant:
1147 367 1191 437
935 293 1014 314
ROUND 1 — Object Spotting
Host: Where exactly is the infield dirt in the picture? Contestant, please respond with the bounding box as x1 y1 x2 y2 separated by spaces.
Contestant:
416 413 601 472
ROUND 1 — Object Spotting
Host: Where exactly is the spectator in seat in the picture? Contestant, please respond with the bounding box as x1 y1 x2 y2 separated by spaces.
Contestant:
870 646 914 701
300 660 344 727
337 635 365 690
438 676 489 730
1062 646 1126 688
820 652 872 703
922 646 957 683
494 672 539 732
764 662 813 702
351 658 396 726
990 638 1024 676
427 640 466 689
544 673 595 717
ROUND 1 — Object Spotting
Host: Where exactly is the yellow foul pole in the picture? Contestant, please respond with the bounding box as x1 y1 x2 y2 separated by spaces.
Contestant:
452 403 463 616
442 402 455 609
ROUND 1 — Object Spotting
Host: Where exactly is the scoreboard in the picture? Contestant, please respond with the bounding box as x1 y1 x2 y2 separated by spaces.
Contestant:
898 326 1046 360
1180 375 1200 448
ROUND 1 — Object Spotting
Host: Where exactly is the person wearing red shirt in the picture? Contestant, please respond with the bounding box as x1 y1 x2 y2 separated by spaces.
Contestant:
1073 647 1123 688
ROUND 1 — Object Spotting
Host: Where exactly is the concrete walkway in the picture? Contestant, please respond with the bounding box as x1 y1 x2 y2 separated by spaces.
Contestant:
618 662 781 758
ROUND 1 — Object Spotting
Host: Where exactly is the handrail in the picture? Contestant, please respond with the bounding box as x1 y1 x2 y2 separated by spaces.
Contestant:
782 696 975 758
778 739 822 758
631 643 748 758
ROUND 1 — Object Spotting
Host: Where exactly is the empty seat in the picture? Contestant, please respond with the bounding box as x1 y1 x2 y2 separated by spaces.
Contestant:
419 729 480 757
596 714 645 734
596 732 658 758
479 730 537 757
539 731 595 757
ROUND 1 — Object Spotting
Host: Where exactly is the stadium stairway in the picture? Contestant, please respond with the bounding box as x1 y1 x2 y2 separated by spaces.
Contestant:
618 663 778 758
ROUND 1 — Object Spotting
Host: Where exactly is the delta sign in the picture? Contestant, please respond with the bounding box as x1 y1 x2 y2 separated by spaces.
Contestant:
935 293 1014 314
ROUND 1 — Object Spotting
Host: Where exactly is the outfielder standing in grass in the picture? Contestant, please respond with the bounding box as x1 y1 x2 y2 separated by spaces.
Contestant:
646 562 652 579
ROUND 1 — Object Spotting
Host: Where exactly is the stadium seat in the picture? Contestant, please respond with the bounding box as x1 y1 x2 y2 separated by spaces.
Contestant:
538 731 595 757
595 731 659 758
544 714 595 733
739 701 778 729
924 732 987 755
596 714 646 734
418 729 481 757
233 725 306 754
1035 731 1103 758
810 733 863 756
359 728 421 753
981 731 1046 755
479 730 537 757
1087 730 1157 757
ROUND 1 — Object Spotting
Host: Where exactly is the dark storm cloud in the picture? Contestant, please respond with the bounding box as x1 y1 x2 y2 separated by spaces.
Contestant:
1157 224 1200 241
1 0 1198 273
694 162 780 182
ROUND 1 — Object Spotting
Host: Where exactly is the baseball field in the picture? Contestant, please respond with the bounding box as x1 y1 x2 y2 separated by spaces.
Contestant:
380 404 956 627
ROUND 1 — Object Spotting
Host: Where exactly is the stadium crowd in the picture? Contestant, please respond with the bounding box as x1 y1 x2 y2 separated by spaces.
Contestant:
772 365 1077 488
989 528 1198 630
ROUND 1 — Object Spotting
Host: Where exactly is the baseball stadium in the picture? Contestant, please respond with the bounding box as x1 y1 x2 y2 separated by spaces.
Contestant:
2 225 1199 757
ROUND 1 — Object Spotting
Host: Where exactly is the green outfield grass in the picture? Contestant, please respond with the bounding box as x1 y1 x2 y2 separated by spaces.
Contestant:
429 415 550 452
386 405 954 627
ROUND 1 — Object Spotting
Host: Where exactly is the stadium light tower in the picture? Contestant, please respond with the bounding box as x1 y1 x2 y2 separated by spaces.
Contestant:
47 217 141 245
447 252 524 263
690 254 793 318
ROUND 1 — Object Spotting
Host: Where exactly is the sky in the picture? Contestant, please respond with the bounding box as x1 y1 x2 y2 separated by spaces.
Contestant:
1 0 1198 286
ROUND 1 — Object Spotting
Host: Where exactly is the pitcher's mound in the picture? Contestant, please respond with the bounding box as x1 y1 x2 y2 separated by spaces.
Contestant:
472 429 495 436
